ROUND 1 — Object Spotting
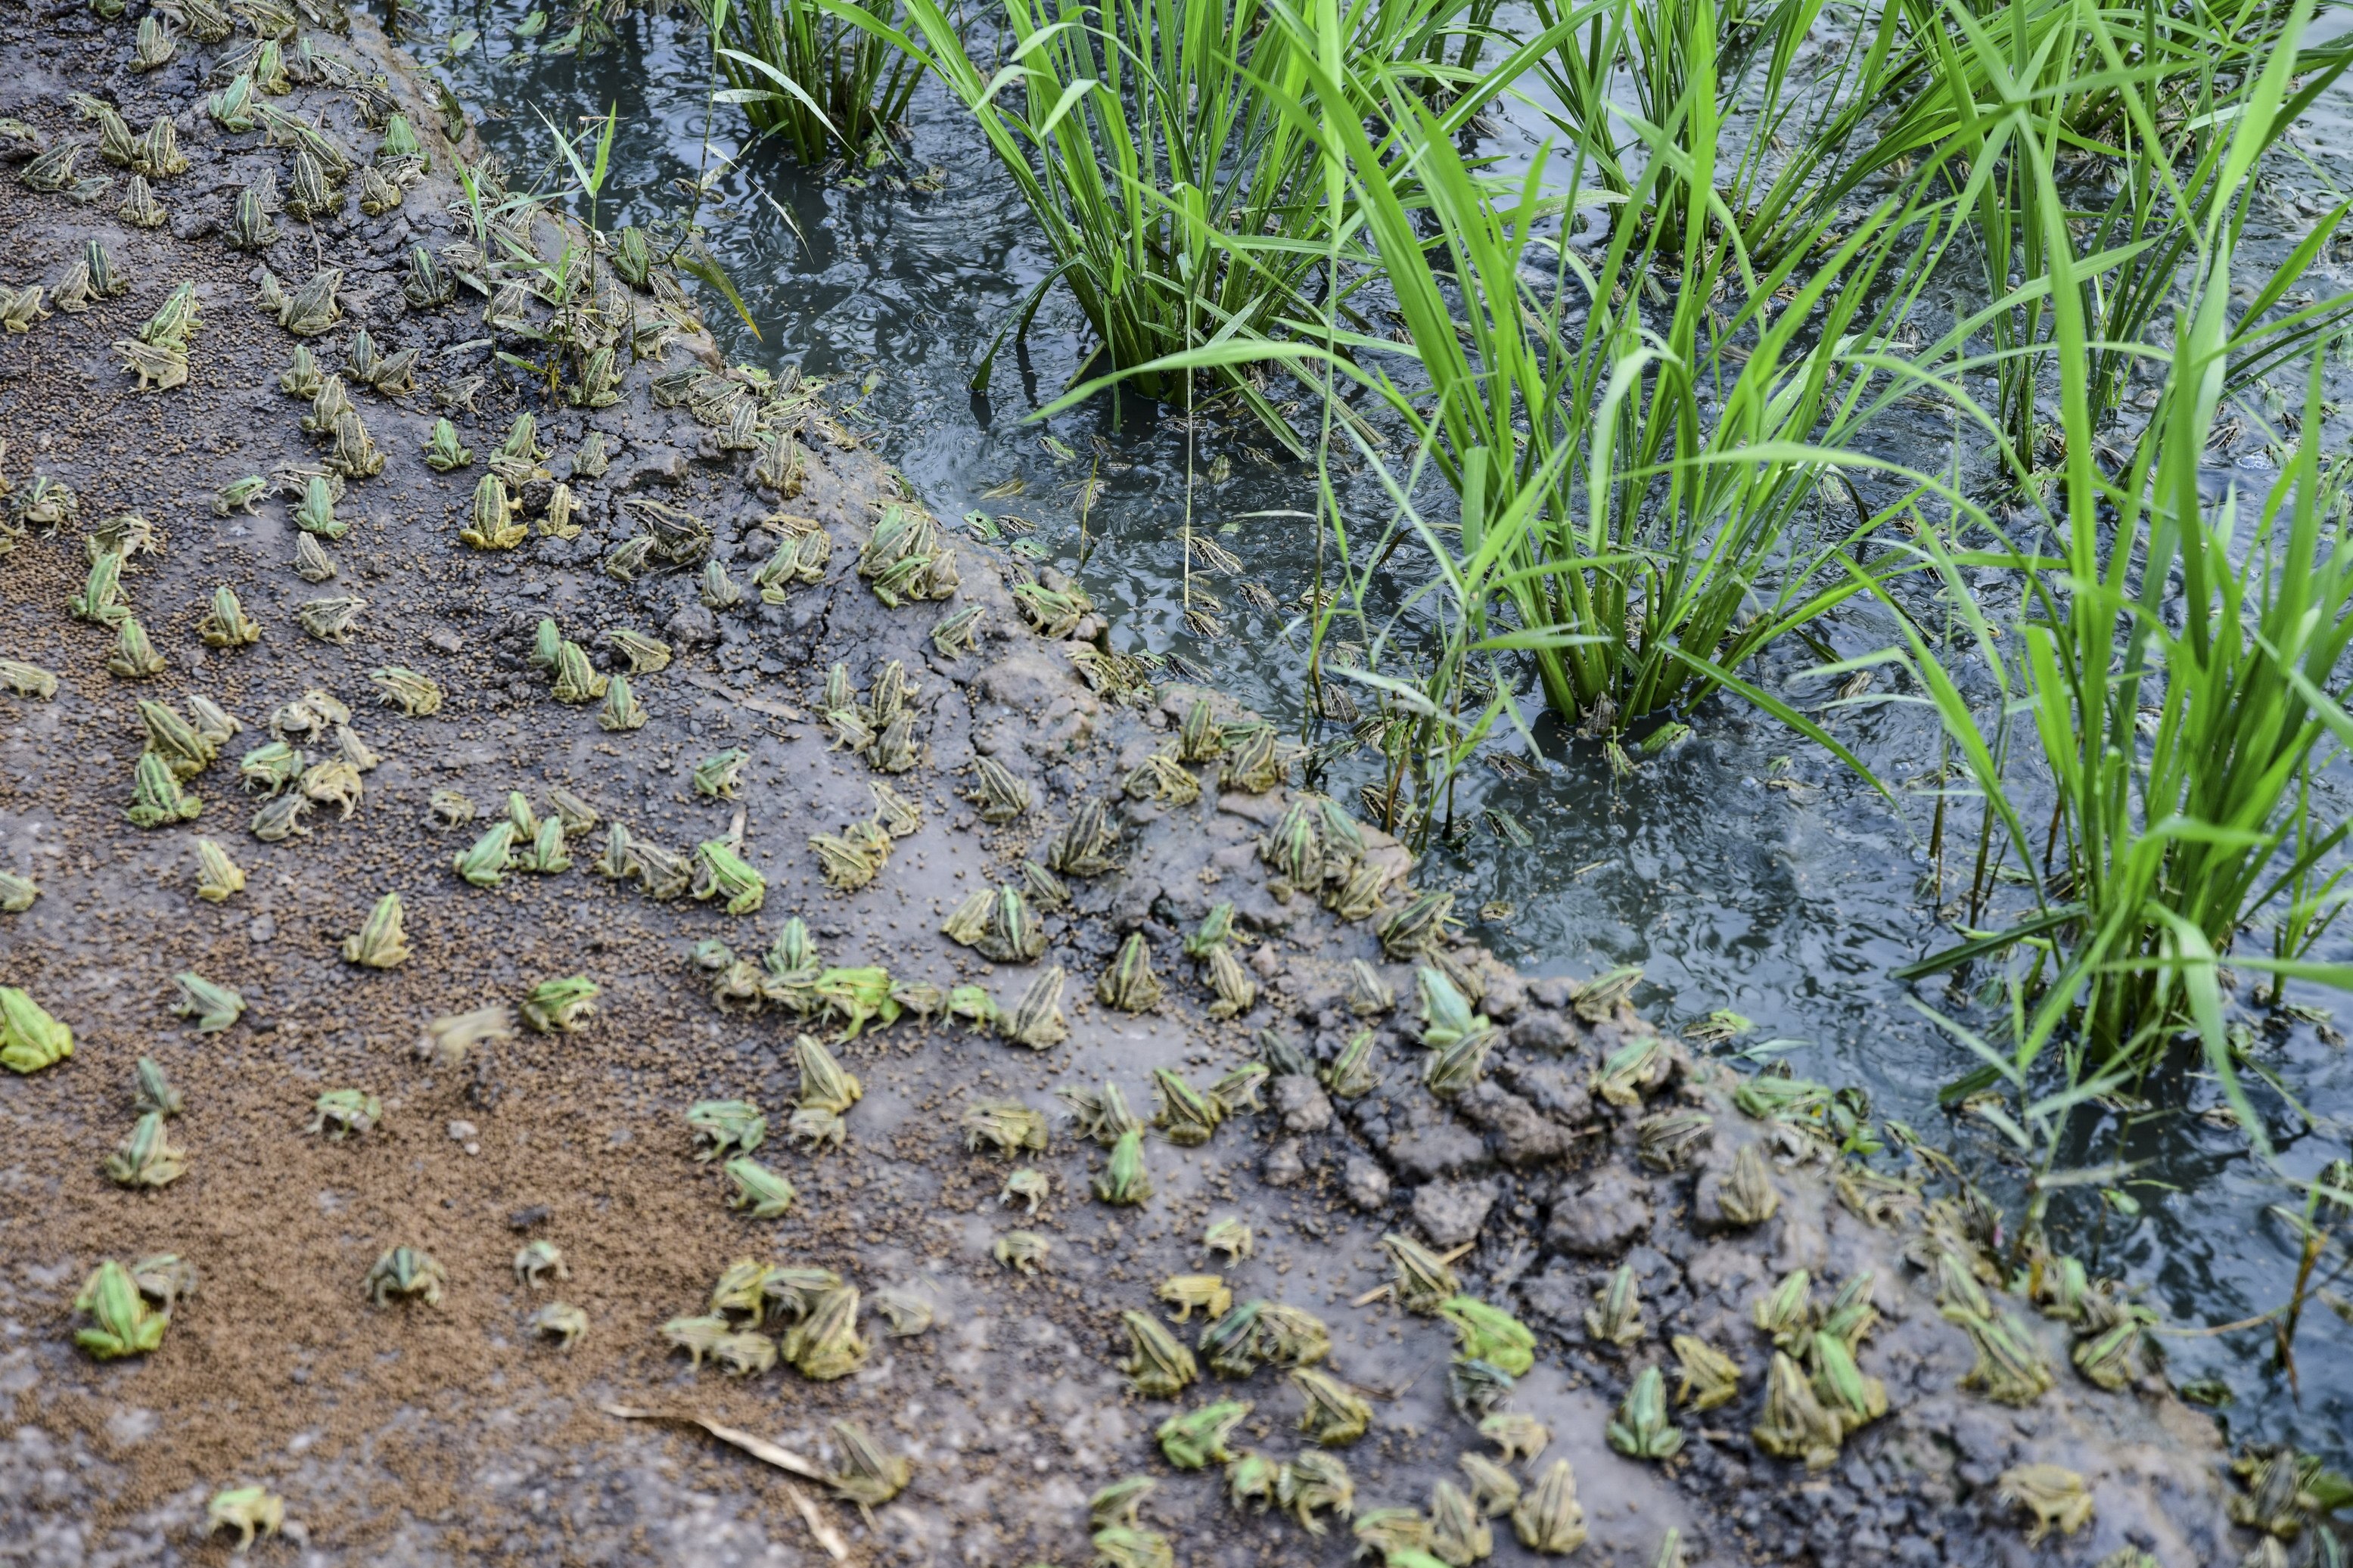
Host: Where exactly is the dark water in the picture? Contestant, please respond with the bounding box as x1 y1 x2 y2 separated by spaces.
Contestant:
409 0 2353 1464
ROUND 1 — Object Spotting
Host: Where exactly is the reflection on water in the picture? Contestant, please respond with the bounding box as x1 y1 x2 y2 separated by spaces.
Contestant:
413 0 2353 1461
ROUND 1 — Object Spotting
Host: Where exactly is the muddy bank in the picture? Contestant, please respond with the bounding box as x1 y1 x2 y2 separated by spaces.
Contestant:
0 4 2296 1565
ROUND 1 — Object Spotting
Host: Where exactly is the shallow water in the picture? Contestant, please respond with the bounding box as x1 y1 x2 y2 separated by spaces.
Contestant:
412 0 2353 1465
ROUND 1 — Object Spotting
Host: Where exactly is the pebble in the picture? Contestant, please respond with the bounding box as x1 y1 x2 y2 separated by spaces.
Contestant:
1342 1154 1391 1211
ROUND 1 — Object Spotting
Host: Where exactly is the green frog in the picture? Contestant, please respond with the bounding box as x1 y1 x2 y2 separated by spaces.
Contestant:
993 1230 1051 1274
1808 1329 1887 1427
1155 1401 1250 1470
1510 1461 1587 1554
1752 1350 1844 1470
1719 1142 1781 1225
692 838 766 915
126 753 200 828
1637 1110 1715 1172
1122 1309 1199 1397
965 756 1030 822
1585 1265 1645 1348
74 1259 169 1359
688 1100 767 1160
309 1088 382 1140
205 1486 284 1550
1150 1068 1221 1146
365 1246 446 1307
521 975 599 1033
104 1110 187 1188
454 820 516 887
781 1285 869 1380
1607 1366 1684 1460
1292 1368 1370 1445
1428 1479 1493 1566
962 1098 1049 1155
1995 1464 2093 1544
172 972 245 1034
1093 1126 1152 1204
1099 933 1164 1011
1002 964 1068 1049
341 892 410 968
1671 1333 1741 1411
1443 1296 1536 1375
460 474 525 549
1375 889 1455 960
1382 1232 1460 1315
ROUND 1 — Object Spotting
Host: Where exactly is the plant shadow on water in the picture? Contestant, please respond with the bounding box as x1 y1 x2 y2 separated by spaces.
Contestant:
417 0 2353 1464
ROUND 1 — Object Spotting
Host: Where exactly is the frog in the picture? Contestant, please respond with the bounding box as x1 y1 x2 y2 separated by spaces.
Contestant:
780 1285 870 1380
1949 1308 2055 1405
1607 1366 1684 1461
1196 1299 1267 1377
1122 750 1201 807
604 628 671 676
524 1301 586 1349
521 975 599 1033
1260 796 1325 891
1590 1033 1671 1108
327 409 384 478
1094 1126 1153 1205
1167 697 1222 762
194 583 262 649
0 871 34 912
1046 800 1121 877
713 1330 779 1377
1437 1296 1534 1377
452 821 516 887
971 884 1045 963
274 266 343 335
510 818 570 874
2072 1313 2151 1391
294 1085 384 1145
1456 1453 1521 1518
1149 1067 1221 1145
1122 1309 1200 1397
1057 1079 1143 1145
692 747 749 800
104 1110 188 1188
508 1239 568 1287
965 756 1030 823
211 474 267 517
129 1057 184 1121
1206 1063 1269 1117
1352 1508 1433 1563
1752 1349 1845 1470
359 669 439 724
699 559 746 613
792 1034 863 1116
1669 1333 1741 1411
1155 1274 1231 1323
365 1246 446 1307
996 964 1068 1051
294 532 337 582
927 602 984 660
140 699 218 779
1469 1412 1548 1467
106 614 168 682
1632 1109 1714 1173
1808 1329 1887 1427
1292 1367 1372 1445
0 281 48 337
1192 943 1257 1020
1820 1271 1881 1349
1382 1232 1462 1315
277 347 325 404
460 473 526 550
1219 722 1289 794
341 892 410 968
1584 1265 1646 1349
851 788 918 851
661 1313 732 1368
131 120 185 182
303 374 353 435
962 1098 1049 1157
1510 1460 1588 1554
206 1486 285 1551
861 659 916 729
1732 1069 1831 1121
126 753 200 828
710 1157 798 1224
396 241 455 310
1373 888 1455 960
822 1418 911 1519
69 554 126 629
865 713 918 774
414 416 474 474
0 660 61 700
1715 1142 1783 1226
1226 1449 1282 1515
542 641 605 705
1094 932 1164 1013
73 1259 168 1359
1156 1400 1251 1471
1428 1478 1493 1565
356 163 403 217
1321 1029 1382 1099
172 972 245 1034
249 793 312 841
1422 1026 1494 1099
122 1253 196 1318
1752 1269 1814 1349
1996 1464 2093 1544
687 1099 766 1161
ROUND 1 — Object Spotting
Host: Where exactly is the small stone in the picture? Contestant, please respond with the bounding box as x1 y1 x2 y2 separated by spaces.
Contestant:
427 627 465 655
246 914 276 944
1543 1166 1653 1256
1508 1009 1577 1054
1272 1073 1332 1135
1262 1138 1306 1188
448 1119 478 1142
1455 1081 1568 1165
1343 1155 1391 1212
1412 1178 1497 1249
508 1205 552 1231
664 603 718 648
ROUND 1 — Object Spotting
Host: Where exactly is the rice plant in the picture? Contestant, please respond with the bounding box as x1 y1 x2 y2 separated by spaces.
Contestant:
1867 0 2353 1108
702 0 923 165
820 0 1513 439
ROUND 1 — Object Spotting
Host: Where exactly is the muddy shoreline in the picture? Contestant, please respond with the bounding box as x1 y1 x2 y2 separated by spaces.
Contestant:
0 5 2291 1564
